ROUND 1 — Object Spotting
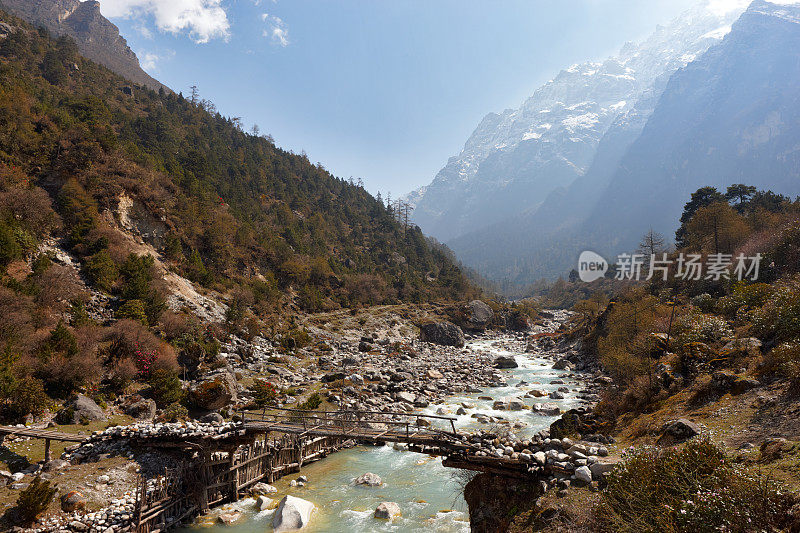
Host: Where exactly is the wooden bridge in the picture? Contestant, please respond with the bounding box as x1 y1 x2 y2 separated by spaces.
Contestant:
239 407 542 479
0 410 545 532
0 425 85 462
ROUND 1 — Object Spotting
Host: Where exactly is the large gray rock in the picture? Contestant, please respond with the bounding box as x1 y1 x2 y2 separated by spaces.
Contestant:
395 392 416 404
125 398 156 420
466 300 494 331
272 495 315 532
419 321 465 348
494 356 518 369
589 460 619 480
58 395 106 424
189 372 238 411
355 472 382 486
374 501 401 519
661 418 700 441
255 495 274 511
574 465 592 484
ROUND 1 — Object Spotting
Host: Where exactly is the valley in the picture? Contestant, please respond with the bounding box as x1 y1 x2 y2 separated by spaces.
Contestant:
2 1 800 532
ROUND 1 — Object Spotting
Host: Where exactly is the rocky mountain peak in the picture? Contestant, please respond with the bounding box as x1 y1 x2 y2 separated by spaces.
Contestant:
407 1 747 243
0 0 168 92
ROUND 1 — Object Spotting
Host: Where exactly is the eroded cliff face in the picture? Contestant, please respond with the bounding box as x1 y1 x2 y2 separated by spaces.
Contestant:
1 0 168 91
464 473 542 533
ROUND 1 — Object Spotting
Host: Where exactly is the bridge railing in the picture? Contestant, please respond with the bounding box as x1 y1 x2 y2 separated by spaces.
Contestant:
240 406 460 439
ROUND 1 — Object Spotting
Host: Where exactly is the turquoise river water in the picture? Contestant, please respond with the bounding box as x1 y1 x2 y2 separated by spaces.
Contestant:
183 337 585 532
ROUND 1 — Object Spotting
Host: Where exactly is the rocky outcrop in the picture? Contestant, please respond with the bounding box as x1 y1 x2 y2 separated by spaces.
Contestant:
464 473 543 533
419 321 465 348
1 0 168 91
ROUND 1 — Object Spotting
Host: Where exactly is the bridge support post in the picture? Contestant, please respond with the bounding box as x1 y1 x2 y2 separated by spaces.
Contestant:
44 439 51 462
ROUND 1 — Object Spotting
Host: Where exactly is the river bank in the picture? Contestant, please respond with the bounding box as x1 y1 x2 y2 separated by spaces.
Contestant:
183 312 605 532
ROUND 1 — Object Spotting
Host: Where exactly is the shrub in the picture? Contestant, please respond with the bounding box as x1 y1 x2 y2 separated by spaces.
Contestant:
597 439 793 533
760 343 800 393
116 299 148 324
279 327 312 351
298 392 322 411
106 357 137 392
716 282 773 318
148 368 183 407
250 379 278 408
674 314 733 348
752 276 800 342
0 376 51 423
83 249 118 292
690 293 715 313
15 476 57 524
158 402 188 422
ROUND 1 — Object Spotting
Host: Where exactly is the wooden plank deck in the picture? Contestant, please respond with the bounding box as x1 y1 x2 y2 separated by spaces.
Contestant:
0 425 86 442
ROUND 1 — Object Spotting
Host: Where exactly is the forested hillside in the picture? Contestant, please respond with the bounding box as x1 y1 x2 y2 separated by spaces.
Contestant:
0 9 472 312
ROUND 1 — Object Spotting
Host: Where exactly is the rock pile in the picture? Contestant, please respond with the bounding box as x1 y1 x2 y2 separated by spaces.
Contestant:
28 493 136 533
463 429 617 490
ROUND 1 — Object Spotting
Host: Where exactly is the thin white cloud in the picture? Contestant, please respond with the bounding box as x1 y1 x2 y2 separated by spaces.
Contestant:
138 49 175 71
262 13 289 47
93 0 231 43
140 52 160 70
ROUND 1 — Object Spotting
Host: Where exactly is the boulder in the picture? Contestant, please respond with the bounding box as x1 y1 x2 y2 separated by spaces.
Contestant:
272 495 315 532
494 356 518 369
661 418 700 442
251 482 278 495
61 491 87 512
355 472 382 486
41 459 69 472
374 501 402 520
200 412 225 424
255 495 274 511
426 369 444 379
358 341 373 352
465 300 494 331
395 392 416 404
553 358 572 371
419 321 465 348
125 398 156 420
507 399 525 411
532 403 561 416
218 510 242 525
574 465 592 484
589 460 619 480
190 373 238 411
722 337 762 354
711 371 759 395
57 395 106 424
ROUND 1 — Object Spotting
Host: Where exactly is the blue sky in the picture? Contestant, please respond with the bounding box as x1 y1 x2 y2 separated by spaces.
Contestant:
100 0 708 196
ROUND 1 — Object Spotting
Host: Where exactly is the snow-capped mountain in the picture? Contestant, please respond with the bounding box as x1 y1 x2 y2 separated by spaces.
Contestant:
409 1 747 242
448 0 800 285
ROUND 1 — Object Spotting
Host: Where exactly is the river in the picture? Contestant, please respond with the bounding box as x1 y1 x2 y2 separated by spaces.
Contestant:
184 336 586 532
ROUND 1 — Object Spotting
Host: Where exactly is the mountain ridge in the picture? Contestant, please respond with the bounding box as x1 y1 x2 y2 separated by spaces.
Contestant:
408 1 746 243
0 0 167 92
448 0 800 287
